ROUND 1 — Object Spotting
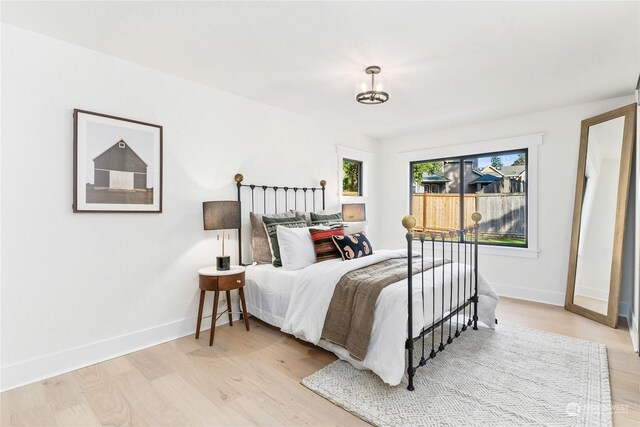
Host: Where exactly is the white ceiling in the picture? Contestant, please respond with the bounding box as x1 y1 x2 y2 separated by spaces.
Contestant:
2 1 638 140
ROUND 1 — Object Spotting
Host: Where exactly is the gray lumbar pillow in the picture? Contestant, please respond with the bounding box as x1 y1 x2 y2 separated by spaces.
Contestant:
310 211 342 225
291 209 331 226
250 212 294 264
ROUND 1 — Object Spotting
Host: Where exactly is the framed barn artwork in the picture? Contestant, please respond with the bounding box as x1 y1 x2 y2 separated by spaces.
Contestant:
73 109 163 213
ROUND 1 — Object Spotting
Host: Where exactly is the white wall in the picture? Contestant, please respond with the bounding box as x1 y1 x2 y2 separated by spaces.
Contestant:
633 102 639 352
0 24 379 390
377 95 636 307
621 161 635 332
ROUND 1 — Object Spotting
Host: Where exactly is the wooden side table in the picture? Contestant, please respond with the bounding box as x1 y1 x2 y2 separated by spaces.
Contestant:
196 266 250 346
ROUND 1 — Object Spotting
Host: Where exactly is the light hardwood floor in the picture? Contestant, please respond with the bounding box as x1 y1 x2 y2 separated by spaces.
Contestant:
2 297 639 426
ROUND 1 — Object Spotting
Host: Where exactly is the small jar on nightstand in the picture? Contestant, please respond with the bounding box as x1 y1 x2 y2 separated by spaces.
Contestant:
195 265 250 346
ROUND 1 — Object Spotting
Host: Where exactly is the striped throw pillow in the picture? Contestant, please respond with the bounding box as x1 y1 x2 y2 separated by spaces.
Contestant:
309 226 345 262
262 215 307 267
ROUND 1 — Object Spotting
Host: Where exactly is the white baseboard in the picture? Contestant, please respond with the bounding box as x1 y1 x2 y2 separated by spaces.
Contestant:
492 282 565 306
0 314 236 392
0 281 629 391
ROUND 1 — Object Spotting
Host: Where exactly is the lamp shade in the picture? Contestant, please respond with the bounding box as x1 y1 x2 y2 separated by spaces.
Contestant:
203 201 241 230
342 203 366 222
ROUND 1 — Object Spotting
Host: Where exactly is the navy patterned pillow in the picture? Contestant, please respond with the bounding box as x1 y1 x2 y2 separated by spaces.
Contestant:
331 233 373 260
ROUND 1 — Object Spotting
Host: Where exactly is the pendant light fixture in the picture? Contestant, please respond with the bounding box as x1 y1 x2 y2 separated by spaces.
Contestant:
356 65 389 104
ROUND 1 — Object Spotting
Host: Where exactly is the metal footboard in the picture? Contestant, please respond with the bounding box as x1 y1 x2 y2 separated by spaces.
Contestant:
403 212 482 391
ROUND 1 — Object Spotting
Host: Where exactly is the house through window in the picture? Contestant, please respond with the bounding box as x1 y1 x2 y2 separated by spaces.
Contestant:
410 149 528 247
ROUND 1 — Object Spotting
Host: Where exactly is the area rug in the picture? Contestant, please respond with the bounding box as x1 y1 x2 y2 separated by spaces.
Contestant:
302 323 611 427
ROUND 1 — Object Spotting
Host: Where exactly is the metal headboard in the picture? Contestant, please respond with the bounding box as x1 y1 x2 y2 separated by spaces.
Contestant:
234 173 326 265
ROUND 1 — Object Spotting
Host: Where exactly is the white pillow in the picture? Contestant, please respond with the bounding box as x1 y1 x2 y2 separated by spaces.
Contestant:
276 225 317 270
343 221 368 235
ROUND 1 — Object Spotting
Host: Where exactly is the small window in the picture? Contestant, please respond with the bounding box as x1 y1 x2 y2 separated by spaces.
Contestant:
118 141 126 148
342 158 363 196
410 149 528 248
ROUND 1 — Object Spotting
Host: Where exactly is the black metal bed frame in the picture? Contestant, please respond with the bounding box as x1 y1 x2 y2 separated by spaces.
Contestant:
234 173 326 265
233 173 482 391
403 212 482 391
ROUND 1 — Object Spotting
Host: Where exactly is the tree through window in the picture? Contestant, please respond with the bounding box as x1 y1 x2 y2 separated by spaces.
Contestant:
343 158 363 196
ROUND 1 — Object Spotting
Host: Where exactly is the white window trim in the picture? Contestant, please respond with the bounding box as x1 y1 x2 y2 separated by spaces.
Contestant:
337 145 373 204
400 133 543 259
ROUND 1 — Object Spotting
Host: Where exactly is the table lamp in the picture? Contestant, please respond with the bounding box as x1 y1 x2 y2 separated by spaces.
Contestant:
203 201 241 270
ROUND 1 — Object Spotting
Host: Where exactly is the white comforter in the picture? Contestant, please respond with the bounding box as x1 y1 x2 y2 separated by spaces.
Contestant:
281 249 499 386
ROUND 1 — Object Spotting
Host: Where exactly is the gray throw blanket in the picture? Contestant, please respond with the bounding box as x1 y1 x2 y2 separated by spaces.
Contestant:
321 257 449 361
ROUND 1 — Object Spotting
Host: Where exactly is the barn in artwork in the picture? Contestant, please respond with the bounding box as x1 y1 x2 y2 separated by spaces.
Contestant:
93 140 148 190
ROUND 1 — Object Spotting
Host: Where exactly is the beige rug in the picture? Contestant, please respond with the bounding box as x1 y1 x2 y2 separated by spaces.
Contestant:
302 323 611 426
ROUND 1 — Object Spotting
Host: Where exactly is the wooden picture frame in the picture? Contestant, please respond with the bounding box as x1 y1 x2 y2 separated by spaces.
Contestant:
73 109 163 213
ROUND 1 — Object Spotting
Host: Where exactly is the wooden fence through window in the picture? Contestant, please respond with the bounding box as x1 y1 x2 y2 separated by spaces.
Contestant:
412 193 526 237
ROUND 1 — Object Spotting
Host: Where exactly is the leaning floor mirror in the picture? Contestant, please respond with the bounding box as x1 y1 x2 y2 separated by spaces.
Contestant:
565 104 637 327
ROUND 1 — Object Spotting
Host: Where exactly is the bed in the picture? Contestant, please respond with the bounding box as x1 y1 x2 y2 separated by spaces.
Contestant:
244 263 297 328
235 173 498 390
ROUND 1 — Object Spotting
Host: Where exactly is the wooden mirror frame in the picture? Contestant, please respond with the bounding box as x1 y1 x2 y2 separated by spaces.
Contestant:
565 104 637 328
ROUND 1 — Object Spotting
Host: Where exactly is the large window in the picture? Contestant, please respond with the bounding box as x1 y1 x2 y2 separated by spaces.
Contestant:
342 158 363 196
410 149 528 247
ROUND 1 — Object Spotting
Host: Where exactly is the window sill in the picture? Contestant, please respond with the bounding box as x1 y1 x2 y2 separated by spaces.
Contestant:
412 240 540 259
477 245 539 259
340 195 367 203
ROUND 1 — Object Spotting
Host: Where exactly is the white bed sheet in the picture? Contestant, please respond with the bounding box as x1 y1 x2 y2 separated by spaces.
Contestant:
281 249 498 386
246 250 498 387
245 264 298 328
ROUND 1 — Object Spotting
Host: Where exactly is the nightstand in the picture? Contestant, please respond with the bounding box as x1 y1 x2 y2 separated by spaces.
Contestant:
196 265 250 346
